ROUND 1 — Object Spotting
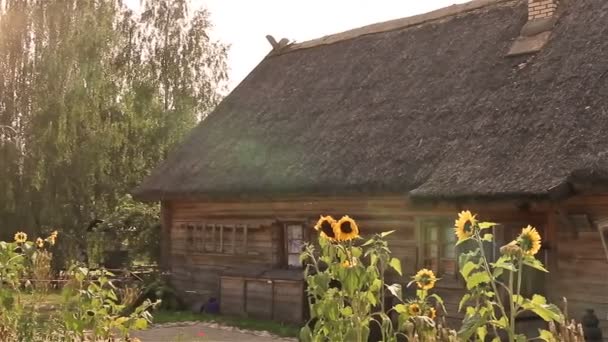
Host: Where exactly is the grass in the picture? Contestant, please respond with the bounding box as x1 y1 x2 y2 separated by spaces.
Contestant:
152 310 300 338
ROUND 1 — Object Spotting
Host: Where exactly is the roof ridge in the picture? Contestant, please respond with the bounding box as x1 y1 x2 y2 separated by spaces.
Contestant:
274 0 517 55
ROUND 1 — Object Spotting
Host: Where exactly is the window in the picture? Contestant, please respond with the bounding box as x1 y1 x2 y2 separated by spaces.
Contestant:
418 218 458 277
180 223 250 255
285 224 304 268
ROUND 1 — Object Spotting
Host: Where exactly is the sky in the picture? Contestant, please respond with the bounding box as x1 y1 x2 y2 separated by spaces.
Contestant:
127 1 471 90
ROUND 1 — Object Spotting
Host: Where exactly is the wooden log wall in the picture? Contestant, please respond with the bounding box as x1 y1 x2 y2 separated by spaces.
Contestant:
161 194 607 333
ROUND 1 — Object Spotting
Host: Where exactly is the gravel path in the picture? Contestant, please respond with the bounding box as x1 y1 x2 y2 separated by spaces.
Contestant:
132 322 298 342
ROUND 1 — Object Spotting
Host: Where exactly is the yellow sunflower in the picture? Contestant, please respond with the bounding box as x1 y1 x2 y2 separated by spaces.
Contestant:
314 216 337 241
334 216 360 242
428 307 437 320
408 303 421 316
518 225 541 256
341 259 357 268
414 268 437 290
454 210 477 241
36 238 45 248
14 232 27 243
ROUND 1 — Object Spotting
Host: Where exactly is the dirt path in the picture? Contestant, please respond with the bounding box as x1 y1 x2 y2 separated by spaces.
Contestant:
132 322 298 342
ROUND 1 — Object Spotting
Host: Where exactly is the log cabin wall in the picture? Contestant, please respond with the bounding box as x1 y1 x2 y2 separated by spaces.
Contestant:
550 195 608 339
161 196 554 322
159 195 607 335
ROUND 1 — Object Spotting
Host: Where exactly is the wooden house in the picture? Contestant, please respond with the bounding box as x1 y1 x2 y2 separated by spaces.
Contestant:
134 0 608 335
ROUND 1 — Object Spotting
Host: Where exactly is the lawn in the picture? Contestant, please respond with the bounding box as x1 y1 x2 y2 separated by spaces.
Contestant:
152 310 300 338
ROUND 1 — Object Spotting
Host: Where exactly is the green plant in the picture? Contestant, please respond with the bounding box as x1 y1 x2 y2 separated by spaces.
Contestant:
0 231 160 341
300 211 581 342
299 216 402 342
455 211 563 341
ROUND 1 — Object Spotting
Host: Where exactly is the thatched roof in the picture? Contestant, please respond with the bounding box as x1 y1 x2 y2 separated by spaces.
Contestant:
134 0 608 201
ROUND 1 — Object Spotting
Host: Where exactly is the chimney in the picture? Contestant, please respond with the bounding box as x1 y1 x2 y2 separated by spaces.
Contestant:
527 0 559 21
507 0 562 57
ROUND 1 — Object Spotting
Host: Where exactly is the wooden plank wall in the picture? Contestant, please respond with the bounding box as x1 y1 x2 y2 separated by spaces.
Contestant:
162 195 608 334
551 195 608 339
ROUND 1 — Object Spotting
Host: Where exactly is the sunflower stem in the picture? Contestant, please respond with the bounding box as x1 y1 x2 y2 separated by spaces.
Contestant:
509 265 516 341
476 229 509 335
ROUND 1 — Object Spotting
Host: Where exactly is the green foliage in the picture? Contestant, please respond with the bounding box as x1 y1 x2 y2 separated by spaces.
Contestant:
302 212 582 341
457 217 564 342
88 195 160 266
0 232 160 341
0 0 228 256
300 232 401 342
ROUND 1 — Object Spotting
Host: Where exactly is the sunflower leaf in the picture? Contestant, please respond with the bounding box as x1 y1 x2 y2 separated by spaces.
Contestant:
389 257 402 276
466 271 491 290
460 261 479 279
479 222 497 229
522 257 549 273
381 230 395 238
459 294 471 312
394 303 408 314
361 238 374 247
538 329 556 342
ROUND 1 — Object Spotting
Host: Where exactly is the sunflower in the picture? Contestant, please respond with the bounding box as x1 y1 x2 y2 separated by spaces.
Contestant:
36 238 45 248
335 216 360 241
518 225 541 256
428 307 437 320
341 259 357 268
314 216 337 241
14 232 27 243
454 210 477 241
414 268 437 290
408 303 421 316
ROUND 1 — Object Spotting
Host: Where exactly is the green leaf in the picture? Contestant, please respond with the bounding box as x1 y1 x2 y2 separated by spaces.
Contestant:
522 257 549 272
482 233 494 242
361 238 374 247
531 294 547 305
299 326 312 342
134 318 148 330
476 326 487 341
459 294 471 311
465 271 491 290
394 303 408 314
389 257 402 276
538 329 556 342
350 247 362 258
479 222 497 229
490 316 509 329
367 290 377 306
381 230 395 238
340 306 353 317
460 261 479 279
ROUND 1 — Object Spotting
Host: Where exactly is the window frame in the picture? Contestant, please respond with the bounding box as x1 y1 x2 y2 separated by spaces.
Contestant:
283 222 306 269
179 222 251 255
416 216 460 281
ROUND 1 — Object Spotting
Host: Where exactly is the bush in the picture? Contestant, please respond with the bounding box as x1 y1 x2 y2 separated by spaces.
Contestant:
88 195 160 267
300 212 581 342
